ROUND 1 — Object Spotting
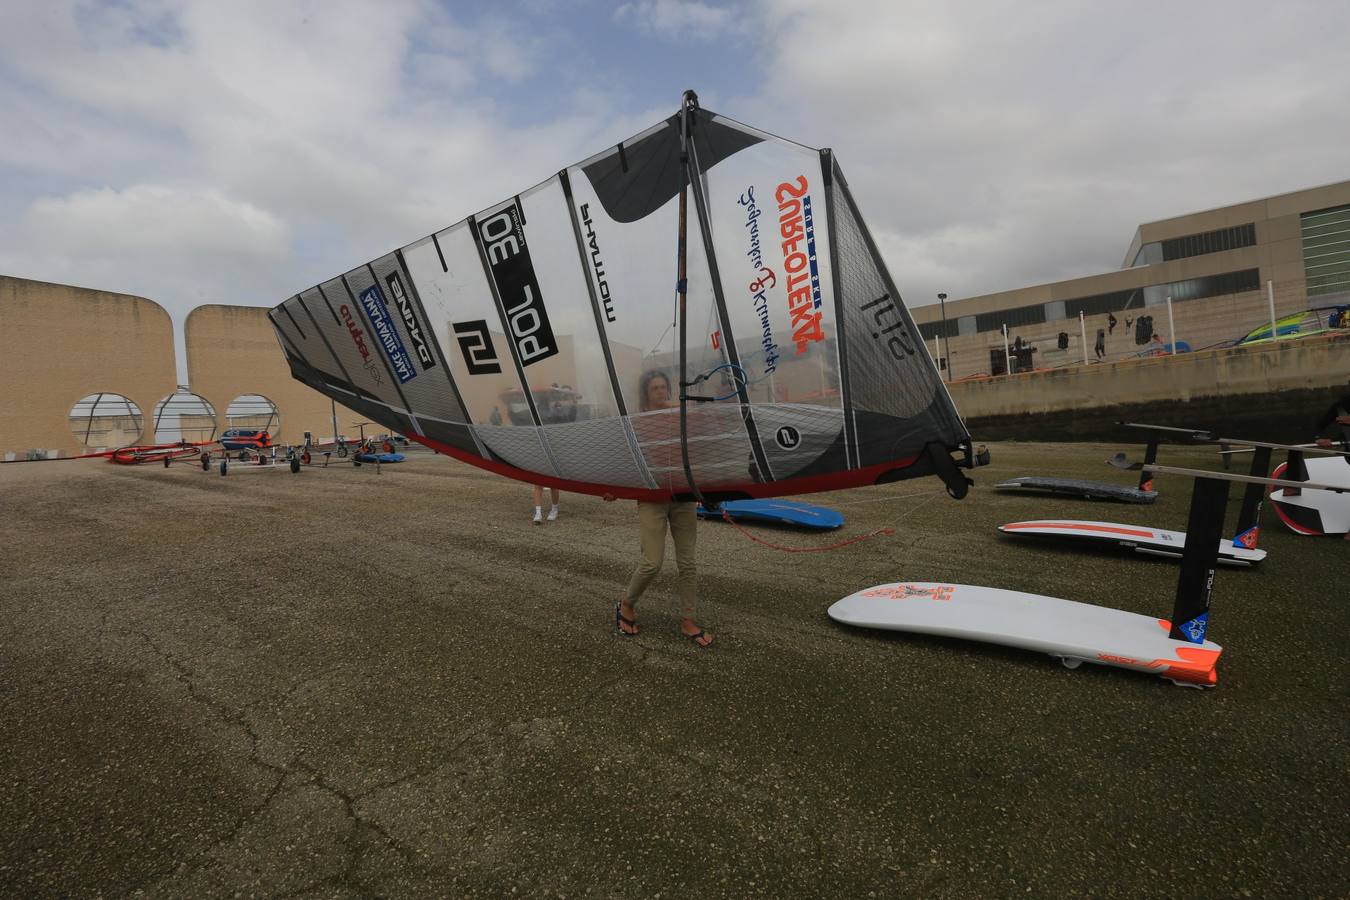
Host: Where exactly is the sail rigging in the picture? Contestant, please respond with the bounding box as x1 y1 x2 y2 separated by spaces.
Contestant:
269 91 984 502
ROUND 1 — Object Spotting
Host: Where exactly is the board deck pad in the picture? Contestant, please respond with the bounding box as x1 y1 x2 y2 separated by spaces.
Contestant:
828 582 1222 687
697 499 844 530
998 520 1266 566
995 477 1157 504
1270 458 1350 535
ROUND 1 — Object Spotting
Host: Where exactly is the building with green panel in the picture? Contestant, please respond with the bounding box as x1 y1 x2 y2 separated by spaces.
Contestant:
911 180 1350 379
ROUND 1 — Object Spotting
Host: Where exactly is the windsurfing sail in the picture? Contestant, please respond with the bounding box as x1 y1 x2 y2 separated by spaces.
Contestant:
268 91 981 501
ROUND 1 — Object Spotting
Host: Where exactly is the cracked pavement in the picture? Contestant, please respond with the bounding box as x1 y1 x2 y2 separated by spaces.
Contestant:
0 443 1346 897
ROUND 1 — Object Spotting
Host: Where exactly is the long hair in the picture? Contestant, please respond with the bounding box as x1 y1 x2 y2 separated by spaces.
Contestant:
638 369 672 412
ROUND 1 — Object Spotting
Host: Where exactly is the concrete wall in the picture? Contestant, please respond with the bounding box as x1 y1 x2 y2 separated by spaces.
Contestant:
0 276 177 458
951 331 1350 442
184 305 361 445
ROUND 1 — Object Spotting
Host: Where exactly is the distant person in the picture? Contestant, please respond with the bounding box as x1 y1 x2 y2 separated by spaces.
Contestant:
608 369 713 648
532 484 560 525
1094 328 1106 361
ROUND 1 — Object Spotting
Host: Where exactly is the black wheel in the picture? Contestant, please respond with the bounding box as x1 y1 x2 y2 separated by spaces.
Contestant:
338 447 348 458
201 456 210 471
238 450 249 461
220 460 228 476
163 456 171 468
290 458 300 474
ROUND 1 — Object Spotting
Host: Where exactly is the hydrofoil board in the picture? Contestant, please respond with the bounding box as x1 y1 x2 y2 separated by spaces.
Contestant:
994 477 1157 504
828 582 1221 687
998 520 1265 566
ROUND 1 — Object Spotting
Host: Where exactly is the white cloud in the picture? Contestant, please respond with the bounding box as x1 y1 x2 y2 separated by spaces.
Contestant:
614 1 739 39
25 183 289 258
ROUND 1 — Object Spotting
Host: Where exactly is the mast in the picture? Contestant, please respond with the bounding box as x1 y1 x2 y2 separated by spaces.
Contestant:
677 89 706 504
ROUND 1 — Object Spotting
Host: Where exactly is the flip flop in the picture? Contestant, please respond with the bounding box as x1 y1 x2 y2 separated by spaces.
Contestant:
685 629 713 649
614 602 638 637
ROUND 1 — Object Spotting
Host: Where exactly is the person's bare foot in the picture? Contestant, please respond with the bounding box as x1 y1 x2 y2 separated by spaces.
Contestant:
680 618 713 648
616 600 639 636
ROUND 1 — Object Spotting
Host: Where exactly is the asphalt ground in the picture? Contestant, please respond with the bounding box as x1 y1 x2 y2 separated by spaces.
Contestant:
1 441 1346 898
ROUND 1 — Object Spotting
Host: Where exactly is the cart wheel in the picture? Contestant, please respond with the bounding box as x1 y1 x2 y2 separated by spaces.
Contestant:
301 450 311 466
338 447 348 458
290 458 301 474
201 456 210 471
220 460 228 476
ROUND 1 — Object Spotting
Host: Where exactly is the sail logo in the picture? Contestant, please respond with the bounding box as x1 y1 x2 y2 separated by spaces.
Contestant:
775 176 826 355
1180 611 1209 643
579 203 616 323
739 187 779 374
476 204 559 366
384 272 437 371
862 584 954 602
775 425 801 450
860 294 916 360
358 285 418 384
339 304 383 386
452 320 503 376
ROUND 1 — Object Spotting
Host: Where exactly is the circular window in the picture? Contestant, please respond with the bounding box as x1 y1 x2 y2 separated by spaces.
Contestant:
225 394 280 434
152 389 218 443
69 393 144 450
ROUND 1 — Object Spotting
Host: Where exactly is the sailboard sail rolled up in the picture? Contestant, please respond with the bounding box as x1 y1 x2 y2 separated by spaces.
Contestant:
269 92 982 501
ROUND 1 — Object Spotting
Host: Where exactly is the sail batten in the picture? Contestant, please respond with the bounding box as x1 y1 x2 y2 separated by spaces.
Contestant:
271 95 980 501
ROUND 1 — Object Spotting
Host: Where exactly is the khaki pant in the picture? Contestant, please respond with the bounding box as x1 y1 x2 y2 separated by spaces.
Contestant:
624 501 697 619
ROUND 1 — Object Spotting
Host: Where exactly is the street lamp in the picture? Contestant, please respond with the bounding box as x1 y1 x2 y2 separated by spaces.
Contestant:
937 292 951 381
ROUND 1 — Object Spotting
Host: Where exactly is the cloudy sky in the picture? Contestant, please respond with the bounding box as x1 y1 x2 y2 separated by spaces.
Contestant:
4 0 1349 377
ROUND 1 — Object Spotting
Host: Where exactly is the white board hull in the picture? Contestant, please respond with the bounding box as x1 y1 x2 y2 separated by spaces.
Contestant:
828 582 1221 687
1270 458 1350 535
997 520 1266 566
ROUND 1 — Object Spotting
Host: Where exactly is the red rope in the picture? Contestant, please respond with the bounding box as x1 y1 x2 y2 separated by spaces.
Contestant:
719 509 893 553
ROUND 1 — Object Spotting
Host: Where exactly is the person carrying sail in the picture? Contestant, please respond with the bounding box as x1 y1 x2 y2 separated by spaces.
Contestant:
609 369 713 647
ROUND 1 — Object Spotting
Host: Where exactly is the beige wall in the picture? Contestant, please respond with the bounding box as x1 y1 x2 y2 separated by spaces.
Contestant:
1 275 177 457
184 304 361 445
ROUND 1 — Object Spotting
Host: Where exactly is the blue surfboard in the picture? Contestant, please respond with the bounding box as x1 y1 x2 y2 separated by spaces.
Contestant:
697 499 844 530
354 452 405 463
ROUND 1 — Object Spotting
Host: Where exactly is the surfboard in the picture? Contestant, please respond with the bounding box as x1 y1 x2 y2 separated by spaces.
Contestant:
997 520 1266 566
1270 457 1350 535
696 498 844 529
354 452 405 464
994 476 1158 504
828 582 1221 687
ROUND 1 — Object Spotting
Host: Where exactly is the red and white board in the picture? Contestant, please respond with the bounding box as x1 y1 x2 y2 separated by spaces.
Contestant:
997 519 1266 566
1270 458 1350 535
828 582 1222 687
